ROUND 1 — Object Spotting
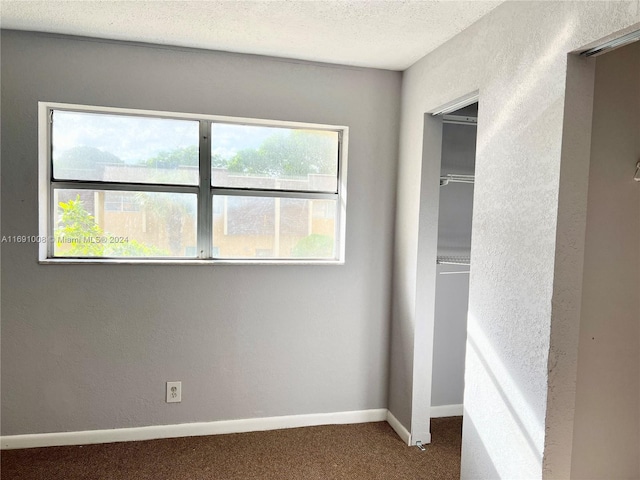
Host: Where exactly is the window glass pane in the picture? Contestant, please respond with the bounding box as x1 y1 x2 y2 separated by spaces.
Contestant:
211 124 338 192
52 111 199 185
212 195 336 259
53 189 197 257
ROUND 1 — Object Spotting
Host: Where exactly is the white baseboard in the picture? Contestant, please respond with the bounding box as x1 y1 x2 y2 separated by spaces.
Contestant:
386 410 411 445
1 408 388 450
430 404 463 418
1 407 463 450
385 406 461 447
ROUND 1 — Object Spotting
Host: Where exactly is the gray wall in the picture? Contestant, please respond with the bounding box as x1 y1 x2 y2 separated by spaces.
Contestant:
388 1 640 478
437 123 476 257
570 41 640 479
431 265 470 407
0 31 401 436
431 122 476 407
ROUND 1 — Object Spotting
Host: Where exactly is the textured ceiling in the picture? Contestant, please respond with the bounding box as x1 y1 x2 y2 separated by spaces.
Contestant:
0 1 502 70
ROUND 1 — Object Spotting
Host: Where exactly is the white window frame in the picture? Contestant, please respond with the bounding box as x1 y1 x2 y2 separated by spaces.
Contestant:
38 102 348 265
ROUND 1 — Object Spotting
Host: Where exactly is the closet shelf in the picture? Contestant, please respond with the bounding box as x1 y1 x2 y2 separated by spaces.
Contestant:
437 256 471 266
440 174 474 186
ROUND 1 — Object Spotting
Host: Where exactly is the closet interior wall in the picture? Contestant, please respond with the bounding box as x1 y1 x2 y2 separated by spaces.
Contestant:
570 40 640 479
431 104 477 409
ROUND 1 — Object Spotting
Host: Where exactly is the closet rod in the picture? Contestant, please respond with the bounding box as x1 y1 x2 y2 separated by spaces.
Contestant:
437 256 471 266
440 174 475 186
580 29 640 57
442 114 477 126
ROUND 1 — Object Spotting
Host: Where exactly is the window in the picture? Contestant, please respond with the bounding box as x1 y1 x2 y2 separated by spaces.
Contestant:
39 103 348 263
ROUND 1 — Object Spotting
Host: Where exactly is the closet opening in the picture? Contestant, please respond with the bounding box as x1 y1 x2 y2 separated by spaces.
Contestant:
409 94 479 447
431 102 477 419
567 38 639 478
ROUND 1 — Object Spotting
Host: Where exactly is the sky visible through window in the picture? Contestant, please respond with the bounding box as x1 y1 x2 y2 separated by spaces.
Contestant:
52 110 292 165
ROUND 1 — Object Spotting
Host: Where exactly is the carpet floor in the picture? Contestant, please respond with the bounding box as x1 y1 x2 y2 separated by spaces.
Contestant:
1 417 462 480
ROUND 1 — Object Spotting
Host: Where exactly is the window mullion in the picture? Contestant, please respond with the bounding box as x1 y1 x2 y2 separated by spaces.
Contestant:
50 181 198 194
197 120 212 259
210 188 337 200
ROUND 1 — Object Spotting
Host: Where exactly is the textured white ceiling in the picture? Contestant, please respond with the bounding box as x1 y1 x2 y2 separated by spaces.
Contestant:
0 0 502 70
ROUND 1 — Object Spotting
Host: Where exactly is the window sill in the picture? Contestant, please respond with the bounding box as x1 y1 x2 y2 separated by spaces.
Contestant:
39 258 345 266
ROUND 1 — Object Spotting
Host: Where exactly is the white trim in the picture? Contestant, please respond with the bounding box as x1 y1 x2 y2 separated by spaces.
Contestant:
429 91 479 116
336 129 349 262
386 410 412 446
39 258 345 266
409 113 443 450
38 101 348 264
38 102 51 261
0 408 387 450
40 101 348 132
430 404 464 418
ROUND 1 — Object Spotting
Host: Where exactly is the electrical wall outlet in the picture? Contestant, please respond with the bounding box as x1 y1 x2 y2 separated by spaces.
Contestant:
166 381 181 403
